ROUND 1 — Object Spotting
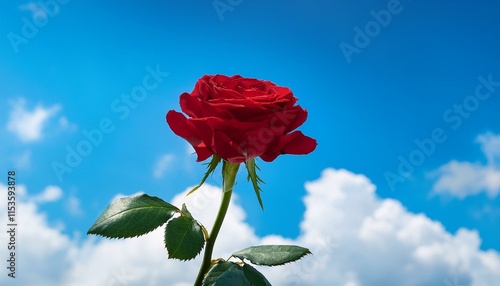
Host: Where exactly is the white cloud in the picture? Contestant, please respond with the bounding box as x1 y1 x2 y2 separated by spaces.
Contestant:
31 185 63 203
0 185 75 286
65 195 83 216
153 154 175 178
6 98 61 142
1 168 500 285
432 132 500 198
477 132 500 167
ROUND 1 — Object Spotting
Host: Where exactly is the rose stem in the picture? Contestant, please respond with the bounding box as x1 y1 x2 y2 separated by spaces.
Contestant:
193 161 240 286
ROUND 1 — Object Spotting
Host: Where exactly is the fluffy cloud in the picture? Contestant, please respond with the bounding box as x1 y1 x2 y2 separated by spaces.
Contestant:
1 168 499 286
432 132 500 198
6 98 61 142
0 184 75 286
153 154 175 178
31 185 63 203
477 132 500 168
65 195 83 216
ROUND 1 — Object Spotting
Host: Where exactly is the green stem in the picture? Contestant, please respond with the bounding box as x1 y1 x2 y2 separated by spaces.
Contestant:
194 161 240 286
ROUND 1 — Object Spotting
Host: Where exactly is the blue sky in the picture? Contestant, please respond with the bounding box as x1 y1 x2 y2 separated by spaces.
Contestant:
1 1 500 285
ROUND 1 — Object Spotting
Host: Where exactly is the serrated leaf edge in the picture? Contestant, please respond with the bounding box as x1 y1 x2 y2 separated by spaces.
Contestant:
231 245 312 266
164 217 205 261
87 195 180 239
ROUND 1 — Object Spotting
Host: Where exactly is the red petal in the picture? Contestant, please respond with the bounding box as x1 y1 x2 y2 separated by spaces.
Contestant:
166 111 213 161
259 151 280 162
281 131 317 155
213 131 246 163
180 92 201 118
193 144 212 162
284 107 308 133
189 118 216 148
166 110 194 138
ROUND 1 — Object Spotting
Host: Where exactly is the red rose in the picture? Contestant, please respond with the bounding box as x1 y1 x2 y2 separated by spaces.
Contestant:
166 75 317 163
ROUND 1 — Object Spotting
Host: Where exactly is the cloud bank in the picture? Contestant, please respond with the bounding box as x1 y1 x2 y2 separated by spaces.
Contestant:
1 168 499 286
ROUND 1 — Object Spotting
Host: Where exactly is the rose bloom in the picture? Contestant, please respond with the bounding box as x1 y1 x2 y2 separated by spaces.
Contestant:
166 75 317 163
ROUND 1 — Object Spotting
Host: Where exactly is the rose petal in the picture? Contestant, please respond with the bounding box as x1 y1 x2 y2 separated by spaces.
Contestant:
213 131 246 163
260 131 317 162
166 110 195 139
189 118 216 150
259 150 280 162
166 111 212 161
239 126 281 159
198 99 235 119
179 92 201 118
192 144 212 162
284 107 308 133
281 131 317 155
193 77 213 100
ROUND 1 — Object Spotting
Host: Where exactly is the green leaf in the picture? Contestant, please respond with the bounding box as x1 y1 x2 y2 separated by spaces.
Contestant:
245 158 264 210
202 260 233 285
242 264 272 286
203 261 251 286
187 154 221 196
231 245 311 266
164 216 205 260
87 194 179 238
